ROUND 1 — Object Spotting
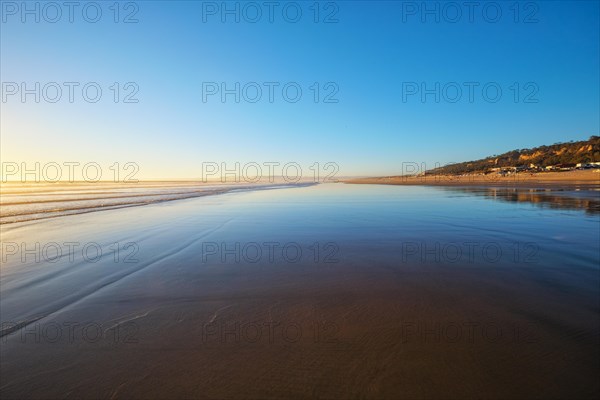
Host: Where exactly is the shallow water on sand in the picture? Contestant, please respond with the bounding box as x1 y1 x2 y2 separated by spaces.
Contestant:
0 182 309 225
1 183 599 399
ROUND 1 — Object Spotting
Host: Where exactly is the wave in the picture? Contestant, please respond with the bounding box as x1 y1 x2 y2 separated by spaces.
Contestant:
0 182 315 225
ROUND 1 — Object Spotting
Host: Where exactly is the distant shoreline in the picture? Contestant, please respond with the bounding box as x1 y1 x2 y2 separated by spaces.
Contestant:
344 169 600 188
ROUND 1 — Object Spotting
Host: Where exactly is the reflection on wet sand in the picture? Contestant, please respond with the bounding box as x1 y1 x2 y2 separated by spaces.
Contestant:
1 184 598 399
440 186 600 215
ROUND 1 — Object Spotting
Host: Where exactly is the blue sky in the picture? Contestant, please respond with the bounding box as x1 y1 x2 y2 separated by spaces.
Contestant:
1 1 599 179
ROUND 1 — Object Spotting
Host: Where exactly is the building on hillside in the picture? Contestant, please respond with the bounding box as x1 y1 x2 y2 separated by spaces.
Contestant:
556 163 577 171
576 163 596 169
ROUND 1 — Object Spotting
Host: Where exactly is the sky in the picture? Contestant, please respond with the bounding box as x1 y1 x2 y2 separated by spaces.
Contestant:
1 0 599 180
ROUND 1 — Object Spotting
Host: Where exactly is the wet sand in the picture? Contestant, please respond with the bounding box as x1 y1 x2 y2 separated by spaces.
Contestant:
1 184 598 399
2 265 598 399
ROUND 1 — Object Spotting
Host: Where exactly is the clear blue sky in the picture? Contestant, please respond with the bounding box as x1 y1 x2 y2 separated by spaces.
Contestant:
1 1 599 178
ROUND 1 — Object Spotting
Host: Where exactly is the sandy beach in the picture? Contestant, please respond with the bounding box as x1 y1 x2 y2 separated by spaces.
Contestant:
3 0 598 398
345 169 600 187
1 184 598 399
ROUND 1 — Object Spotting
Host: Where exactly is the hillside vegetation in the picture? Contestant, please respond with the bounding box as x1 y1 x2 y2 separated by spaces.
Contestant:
428 136 600 175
